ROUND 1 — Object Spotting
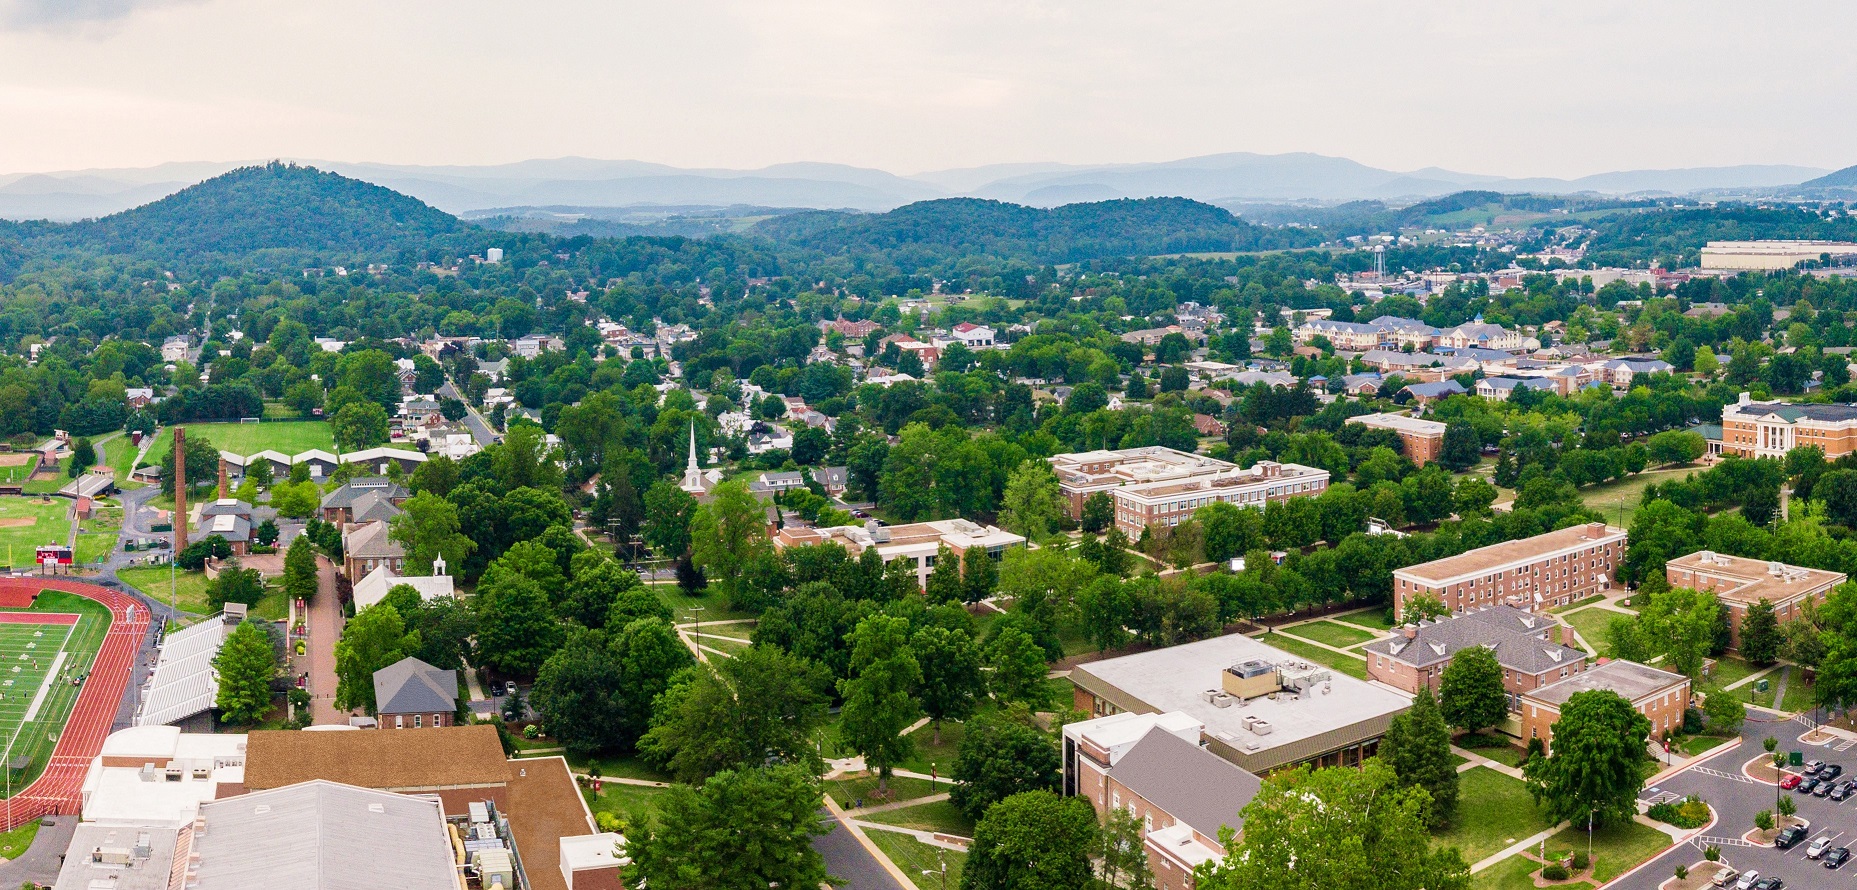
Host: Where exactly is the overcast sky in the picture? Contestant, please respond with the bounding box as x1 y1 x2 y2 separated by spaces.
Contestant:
1 0 1853 178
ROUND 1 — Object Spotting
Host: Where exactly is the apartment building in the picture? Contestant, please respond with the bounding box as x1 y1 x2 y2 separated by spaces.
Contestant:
1520 660 1690 749
1346 412 1448 465
1437 320 1524 351
1047 447 1329 536
1719 391 1857 459
1393 523 1626 615
772 518 1024 587
1665 551 1846 650
1476 376 1559 401
1363 606 1586 700
1062 712 1261 890
1698 240 1857 271
1295 319 1387 351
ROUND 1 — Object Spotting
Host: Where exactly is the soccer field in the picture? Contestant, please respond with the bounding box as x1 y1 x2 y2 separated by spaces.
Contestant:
0 498 72 571
140 422 338 464
0 593 109 795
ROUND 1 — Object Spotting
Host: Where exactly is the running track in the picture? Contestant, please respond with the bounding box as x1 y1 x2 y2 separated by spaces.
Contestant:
0 578 148 830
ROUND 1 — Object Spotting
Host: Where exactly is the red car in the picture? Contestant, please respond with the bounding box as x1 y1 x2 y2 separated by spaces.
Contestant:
1781 774 1804 790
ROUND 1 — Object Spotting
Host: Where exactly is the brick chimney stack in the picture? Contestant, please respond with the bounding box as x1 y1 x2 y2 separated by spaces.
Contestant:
1560 623 1575 647
173 427 187 553
217 456 228 500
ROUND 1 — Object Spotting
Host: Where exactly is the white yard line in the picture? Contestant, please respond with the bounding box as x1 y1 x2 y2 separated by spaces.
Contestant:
21 649 67 724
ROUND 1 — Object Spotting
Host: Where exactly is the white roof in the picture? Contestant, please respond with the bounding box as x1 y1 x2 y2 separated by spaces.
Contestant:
352 566 456 611
189 781 457 890
137 618 232 727
560 832 629 872
340 446 427 465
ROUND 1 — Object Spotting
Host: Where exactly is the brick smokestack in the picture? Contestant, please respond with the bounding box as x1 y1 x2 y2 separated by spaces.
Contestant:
218 456 228 500
173 427 187 553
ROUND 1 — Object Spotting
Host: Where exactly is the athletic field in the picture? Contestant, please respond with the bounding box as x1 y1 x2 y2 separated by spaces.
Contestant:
0 592 109 794
0 498 72 571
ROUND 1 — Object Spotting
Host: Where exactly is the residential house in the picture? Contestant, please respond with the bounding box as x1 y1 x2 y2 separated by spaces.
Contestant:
373 656 460 729
810 466 849 497
1399 380 1468 408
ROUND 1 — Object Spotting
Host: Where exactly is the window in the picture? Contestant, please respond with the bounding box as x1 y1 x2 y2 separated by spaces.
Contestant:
414 715 423 728
433 714 442 727
395 715 404 728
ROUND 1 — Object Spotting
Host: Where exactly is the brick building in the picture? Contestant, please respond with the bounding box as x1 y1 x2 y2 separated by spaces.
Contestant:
1519 659 1690 749
1048 447 1329 537
373 656 460 729
1393 523 1626 616
1719 392 1857 459
1346 413 1448 466
1363 606 1587 701
773 518 1024 588
1664 551 1846 651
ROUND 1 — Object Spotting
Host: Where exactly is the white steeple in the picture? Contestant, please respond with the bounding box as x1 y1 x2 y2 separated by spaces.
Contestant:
680 418 708 494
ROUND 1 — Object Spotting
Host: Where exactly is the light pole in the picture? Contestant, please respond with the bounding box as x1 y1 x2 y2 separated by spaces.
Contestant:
688 606 705 653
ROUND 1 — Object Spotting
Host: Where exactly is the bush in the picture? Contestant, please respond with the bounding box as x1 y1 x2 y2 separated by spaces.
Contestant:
1682 707 1705 734
1647 796 1710 829
1541 864 1570 881
1705 845 1721 861
1676 864 1688 881
1571 851 1590 871
1755 810 1774 831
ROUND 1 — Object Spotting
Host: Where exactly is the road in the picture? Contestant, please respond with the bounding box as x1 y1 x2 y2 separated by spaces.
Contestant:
814 813 909 890
438 380 499 448
304 554 348 725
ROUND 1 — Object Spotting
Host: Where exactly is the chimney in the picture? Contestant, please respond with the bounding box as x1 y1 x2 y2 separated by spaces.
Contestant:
217 457 228 500
1560 623 1575 647
1402 625 1418 640
1586 522 1605 537
173 428 188 553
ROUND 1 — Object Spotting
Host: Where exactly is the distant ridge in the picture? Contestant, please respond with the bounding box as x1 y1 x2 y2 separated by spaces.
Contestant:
1801 164 1857 189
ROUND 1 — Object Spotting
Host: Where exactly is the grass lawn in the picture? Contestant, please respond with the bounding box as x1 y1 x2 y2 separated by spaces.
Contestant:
0 496 72 569
1334 608 1395 632
143 422 338 462
1707 656 1760 689
651 584 758 624
0 591 112 792
866 830 966 890
1436 767 1555 865
1780 671 1819 714
557 751 673 783
1560 608 1620 656
118 565 213 614
825 774 939 809
584 781 670 825
0 454 37 485
899 718 969 776
691 633 750 656
96 433 145 490
74 506 123 564
1255 631 1369 679
1471 854 1593 890
1281 619 1377 649
1456 732 1530 768
1550 594 1606 614
1675 734 1736 757
1578 466 1696 528
1544 820 1673 883
864 798 975 837
0 818 40 858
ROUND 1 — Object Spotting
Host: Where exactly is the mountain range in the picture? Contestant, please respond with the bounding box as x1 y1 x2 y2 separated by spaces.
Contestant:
0 153 1843 222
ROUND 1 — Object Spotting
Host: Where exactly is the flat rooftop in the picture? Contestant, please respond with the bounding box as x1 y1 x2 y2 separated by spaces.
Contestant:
1348 412 1447 436
52 824 180 890
1524 659 1686 708
1396 523 1624 585
1070 633 1409 771
1666 551 1846 606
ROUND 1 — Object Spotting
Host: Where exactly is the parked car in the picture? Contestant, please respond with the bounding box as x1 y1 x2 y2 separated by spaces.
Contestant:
1823 764 1844 781
1826 847 1852 870
1713 867 1738 886
1777 826 1809 849
1781 774 1803 790
1797 778 1821 795
1808 837 1832 859
1733 870 1759 890
1751 878 1783 890
1815 781 1836 797
1806 760 1826 775
1830 781 1853 802
504 680 518 696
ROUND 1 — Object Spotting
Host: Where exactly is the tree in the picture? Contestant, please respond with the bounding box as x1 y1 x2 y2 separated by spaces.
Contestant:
1438 646 1506 735
962 546 997 603
1639 586 1721 680
999 460 1064 541
925 544 965 604
1401 594 1450 623
1523 690 1650 829
642 480 697 557
1438 422 1481 471
334 604 418 713
1198 500 1261 563
960 791 1098 890
1379 688 1459 828
640 646 832 784
1646 430 1706 466
1702 686 1746 734
1818 468 1857 527
160 432 220 497
837 614 921 795
949 713 1061 820
562 559 644 629
985 624 1049 707
1740 598 1781 665
330 401 390 452
283 534 318 603
1196 760 1470 890
1095 808 1155 890
529 628 628 757
624 764 830 890
690 480 774 610
912 625 983 745
1079 491 1114 534
409 454 460 497
67 436 92 478
389 491 475 576
205 562 265 610
473 572 563 677
213 620 276 725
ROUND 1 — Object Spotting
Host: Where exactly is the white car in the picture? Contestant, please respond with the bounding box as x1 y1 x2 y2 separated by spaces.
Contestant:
1734 872 1759 890
1808 838 1832 860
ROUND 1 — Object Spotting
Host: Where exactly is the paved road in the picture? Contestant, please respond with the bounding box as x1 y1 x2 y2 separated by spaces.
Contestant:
1610 711 1856 890
0 815 74 887
814 813 909 890
305 555 347 725
439 380 499 447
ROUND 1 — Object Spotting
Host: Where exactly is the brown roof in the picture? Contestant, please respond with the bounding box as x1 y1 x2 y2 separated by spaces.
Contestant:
506 757 598 890
243 724 510 792
1395 523 1623 585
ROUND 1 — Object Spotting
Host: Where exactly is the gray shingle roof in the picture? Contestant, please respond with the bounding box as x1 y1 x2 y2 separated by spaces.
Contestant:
1107 727 1260 840
373 656 459 715
1362 605 1585 675
321 478 408 511
190 780 458 890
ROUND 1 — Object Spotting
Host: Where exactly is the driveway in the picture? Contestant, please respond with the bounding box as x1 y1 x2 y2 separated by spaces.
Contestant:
1609 711 1857 890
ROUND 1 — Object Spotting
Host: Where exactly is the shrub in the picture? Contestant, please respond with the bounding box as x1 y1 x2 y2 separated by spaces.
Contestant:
1647 797 1710 828
1777 794 1796 818
1571 851 1590 871
1676 864 1688 881
1705 845 1721 861
1542 864 1570 881
1755 810 1774 831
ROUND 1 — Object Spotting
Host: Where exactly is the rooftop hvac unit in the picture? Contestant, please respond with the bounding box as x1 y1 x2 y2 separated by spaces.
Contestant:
1210 693 1234 708
92 847 133 865
1770 561 1786 576
1241 715 1258 731
1699 550 1715 564
1200 689 1222 704
1250 720 1274 736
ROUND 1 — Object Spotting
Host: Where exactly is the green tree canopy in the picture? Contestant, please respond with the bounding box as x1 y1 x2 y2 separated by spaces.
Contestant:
1438 645 1506 735
213 620 276 725
624 764 830 890
1523 690 1651 830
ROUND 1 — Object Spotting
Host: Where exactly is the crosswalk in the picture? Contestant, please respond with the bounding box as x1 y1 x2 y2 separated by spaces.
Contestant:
1687 766 1760 785
1835 738 1857 752
1691 834 1759 849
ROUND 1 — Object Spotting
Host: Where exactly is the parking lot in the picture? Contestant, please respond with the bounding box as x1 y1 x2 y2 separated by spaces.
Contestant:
1611 714 1857 890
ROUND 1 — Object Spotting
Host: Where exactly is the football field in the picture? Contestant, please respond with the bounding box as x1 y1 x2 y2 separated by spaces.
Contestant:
0 594 109 794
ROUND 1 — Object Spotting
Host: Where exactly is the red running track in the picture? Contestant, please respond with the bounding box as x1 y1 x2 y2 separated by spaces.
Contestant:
0 577 149 830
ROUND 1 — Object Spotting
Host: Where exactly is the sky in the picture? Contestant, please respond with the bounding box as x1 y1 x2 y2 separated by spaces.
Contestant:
0 0 1854 178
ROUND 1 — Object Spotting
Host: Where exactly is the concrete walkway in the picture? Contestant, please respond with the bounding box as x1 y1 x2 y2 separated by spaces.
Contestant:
1469 821 1569 873
1450 744 1527 780
846 792 951 817
305 555 348 725
852 819 970 851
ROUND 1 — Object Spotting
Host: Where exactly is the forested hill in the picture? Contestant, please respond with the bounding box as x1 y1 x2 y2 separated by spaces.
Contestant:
0 162 472 267
753 196 1324 266
1802 164 1857 189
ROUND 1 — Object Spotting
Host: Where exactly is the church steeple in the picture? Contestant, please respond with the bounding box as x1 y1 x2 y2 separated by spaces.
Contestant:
680 418 708 494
